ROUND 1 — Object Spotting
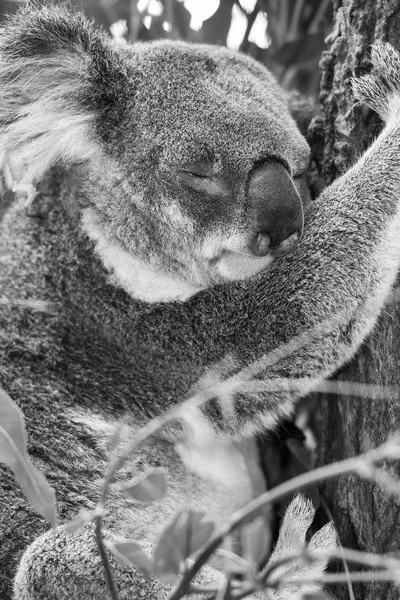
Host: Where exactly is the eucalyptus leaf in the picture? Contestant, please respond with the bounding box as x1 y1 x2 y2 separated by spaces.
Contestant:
216 574 233 600
153 509 215 582
106 540 154 576
241 516 271 568
0 387 57 526
153 526 183 583
215 548 253 575
121 467 167 502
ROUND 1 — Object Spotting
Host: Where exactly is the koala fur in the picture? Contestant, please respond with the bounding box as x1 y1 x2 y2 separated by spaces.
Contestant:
1 4 400 600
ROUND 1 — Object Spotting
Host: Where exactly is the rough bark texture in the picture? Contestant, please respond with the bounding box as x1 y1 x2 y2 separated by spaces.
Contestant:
314 2 400 599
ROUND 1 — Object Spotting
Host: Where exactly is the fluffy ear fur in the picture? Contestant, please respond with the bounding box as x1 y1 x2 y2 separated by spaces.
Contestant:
0 5 125 191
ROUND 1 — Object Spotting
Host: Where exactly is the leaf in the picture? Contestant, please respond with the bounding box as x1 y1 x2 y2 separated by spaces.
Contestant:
0 387 57 526
181 511 215 556
153 510 215 582
214 549 253 576
64 508 99 535
121 468 167 503
106 540 154 576
153 528 182 582
216 574 233 600
169 510 215 558
242 516 271 568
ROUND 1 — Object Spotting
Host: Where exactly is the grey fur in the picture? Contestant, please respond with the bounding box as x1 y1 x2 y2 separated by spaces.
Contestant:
0 5 398 599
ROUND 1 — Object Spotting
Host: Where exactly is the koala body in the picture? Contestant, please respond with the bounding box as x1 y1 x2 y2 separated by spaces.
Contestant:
1 5 400 600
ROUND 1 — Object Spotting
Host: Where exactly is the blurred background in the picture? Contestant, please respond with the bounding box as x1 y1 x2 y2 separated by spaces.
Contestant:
0 0 333 98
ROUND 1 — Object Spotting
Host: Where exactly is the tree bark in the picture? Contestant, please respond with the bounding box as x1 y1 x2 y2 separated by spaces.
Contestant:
314 2 400 599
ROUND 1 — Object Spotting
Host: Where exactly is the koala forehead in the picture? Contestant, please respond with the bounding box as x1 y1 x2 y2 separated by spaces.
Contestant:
101 41 309 175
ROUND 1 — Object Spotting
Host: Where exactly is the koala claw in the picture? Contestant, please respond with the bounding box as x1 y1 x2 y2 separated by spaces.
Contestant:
260 495 337 600
353 41 400 122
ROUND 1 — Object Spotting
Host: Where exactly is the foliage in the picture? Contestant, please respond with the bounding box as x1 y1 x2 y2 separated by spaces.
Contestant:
2 363 400 599
0 387 56 526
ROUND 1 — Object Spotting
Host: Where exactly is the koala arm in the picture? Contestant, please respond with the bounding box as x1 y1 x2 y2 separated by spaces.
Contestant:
191 47 400 434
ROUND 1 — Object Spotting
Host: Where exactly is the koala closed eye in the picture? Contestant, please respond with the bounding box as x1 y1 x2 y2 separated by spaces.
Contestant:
177 167 229 198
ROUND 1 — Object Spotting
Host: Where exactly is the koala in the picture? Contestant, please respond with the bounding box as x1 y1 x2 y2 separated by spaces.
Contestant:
1 4 400 600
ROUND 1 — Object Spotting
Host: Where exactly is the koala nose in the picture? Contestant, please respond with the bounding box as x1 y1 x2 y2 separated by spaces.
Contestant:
247 161 304 257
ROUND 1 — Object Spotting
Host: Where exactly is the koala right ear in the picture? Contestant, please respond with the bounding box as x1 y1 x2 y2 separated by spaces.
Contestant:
0 5 125 193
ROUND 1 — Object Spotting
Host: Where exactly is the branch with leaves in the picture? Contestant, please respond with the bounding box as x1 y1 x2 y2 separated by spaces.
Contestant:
3 352 400 598
53 386 400 598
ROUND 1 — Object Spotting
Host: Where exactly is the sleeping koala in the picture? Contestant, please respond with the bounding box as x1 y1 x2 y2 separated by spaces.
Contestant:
1 4 400 600
1 8 309 304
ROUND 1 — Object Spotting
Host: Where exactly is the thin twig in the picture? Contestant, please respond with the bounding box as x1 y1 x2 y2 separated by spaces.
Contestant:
320 496 355 600
129 0 141 43
239 2 260 52
95 509 121 600
274 570 400 586
233 377 400 401
279 0 290 45
286 0 305 41
308 0 331 34
232 569 400 600
166 440 400 599
262 546 400 584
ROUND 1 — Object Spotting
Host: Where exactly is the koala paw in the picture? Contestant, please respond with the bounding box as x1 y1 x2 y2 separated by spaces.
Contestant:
353 41 400 122
264 494 336 600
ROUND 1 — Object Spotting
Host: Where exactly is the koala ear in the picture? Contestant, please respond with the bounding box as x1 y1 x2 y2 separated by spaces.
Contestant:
0 5 124 192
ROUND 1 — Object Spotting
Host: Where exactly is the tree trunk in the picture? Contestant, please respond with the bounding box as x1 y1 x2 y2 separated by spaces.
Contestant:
314 2 400 599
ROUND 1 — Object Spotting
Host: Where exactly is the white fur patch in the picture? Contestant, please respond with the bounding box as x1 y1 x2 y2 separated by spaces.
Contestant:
217 251 275 280
0 53 99 189
163 200 195 231
387 93 400 127
177 407 267 501
1 110 97 189
81 208 203 303
202 232 275 281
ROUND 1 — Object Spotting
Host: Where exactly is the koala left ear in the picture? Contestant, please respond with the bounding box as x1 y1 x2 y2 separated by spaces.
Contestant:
0 5 126 192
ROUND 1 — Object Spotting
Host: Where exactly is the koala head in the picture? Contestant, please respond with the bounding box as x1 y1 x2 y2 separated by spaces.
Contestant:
0 6 310 302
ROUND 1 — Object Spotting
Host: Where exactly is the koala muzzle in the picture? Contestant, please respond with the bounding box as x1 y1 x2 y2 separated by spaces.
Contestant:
247 161 304 257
